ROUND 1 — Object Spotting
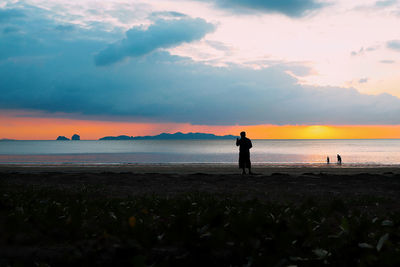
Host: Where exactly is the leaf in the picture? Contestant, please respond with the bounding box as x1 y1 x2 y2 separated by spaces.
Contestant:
358 243 374 249
109 212 117 220
312 225 320 231
270 213 275 221
376 233 389 252
290 256 309 261
313 249 330 259
200 232 211 238
381 220 393 227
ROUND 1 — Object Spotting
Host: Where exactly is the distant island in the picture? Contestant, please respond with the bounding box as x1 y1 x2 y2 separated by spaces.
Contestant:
56 134 80 140
99 132 238 140
99 135 135 140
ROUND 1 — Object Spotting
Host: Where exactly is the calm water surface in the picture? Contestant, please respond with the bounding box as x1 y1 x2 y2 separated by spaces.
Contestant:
0 139 400 165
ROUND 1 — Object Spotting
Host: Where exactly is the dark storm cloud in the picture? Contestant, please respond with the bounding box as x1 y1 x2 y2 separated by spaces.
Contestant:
1 4 400 126
94 17 215 66
199 0 327 17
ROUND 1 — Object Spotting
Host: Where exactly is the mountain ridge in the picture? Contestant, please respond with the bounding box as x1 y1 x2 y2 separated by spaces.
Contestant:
99 132 238 140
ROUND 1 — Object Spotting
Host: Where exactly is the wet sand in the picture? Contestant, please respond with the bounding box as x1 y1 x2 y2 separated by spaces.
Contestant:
1 164 400 209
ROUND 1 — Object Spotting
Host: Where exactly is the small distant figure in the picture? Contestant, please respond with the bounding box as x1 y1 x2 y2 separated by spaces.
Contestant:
236 131 253 175
337 154 342 165
327 156 330 164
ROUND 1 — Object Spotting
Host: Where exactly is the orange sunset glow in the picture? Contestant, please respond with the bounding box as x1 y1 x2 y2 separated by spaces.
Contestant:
2 114 400 140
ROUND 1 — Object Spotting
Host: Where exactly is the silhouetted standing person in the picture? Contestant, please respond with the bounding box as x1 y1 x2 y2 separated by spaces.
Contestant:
337 154 342 165
236 131 253 175
327 156 330 164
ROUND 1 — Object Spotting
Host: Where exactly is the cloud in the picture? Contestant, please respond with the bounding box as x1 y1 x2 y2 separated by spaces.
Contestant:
351 47 364 56
242 58 315 77
2 4 400 126
351 45 379 56
387 40 400 51
150 11 187 19
375 0 398 7
2 26 19 34
366 45 379 52
3 48 400 125
0 8 25 23
199 0 327 17
380 59 396 64
354 0 398 12
0 5 111 61
95 18 215 66
275 62 315 77
359 78 368 83
55 24 76 32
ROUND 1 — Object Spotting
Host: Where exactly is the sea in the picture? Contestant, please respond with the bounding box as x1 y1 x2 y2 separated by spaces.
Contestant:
1 139 400 166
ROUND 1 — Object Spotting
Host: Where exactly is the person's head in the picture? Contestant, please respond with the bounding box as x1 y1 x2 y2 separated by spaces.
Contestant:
240 131 246 138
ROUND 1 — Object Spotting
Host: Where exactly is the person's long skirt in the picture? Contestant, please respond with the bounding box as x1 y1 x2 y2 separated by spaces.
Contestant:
239 151 251 169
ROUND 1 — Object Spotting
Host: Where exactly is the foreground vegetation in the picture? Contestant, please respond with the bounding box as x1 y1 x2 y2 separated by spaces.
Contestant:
1 184 400 266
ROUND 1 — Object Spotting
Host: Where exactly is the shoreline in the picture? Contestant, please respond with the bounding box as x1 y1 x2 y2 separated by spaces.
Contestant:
2 163 400 174
2 164 400 207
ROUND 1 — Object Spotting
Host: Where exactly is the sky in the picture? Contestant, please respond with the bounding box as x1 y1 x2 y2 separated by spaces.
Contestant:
1 0 400 139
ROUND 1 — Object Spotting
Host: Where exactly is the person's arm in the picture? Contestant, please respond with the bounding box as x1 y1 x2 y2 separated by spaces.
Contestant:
236 138 240 146
249 139 252 149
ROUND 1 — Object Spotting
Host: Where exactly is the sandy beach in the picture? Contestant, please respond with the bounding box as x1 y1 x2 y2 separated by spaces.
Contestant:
2 164 400 207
